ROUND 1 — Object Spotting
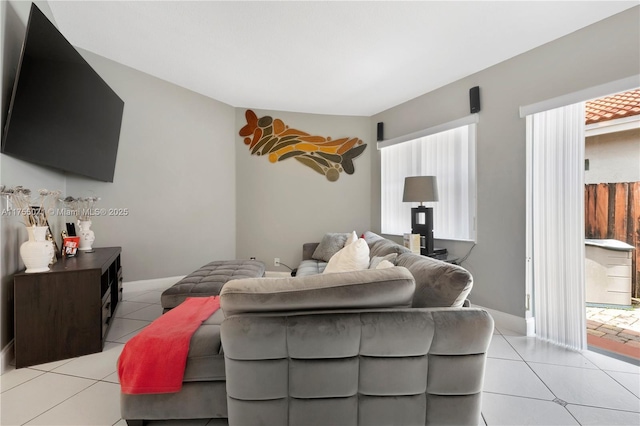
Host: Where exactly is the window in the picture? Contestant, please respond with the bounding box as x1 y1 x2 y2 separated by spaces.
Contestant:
380 119 477 241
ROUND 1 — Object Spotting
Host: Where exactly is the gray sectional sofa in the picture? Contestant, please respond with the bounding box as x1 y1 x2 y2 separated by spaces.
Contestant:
121 232 492 426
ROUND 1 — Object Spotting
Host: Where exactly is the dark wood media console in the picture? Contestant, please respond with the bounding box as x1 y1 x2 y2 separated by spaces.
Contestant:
14 247 122 368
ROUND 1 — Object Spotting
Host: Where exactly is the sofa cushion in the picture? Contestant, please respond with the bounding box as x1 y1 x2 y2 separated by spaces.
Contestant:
363 231 412 258
312 233 350 262
183 309 226 382
161 260 266 310
323 238 370 274
296 259 327 276
362 231 386 246
396 253 473 308
220 267 416 317
370 238 412 257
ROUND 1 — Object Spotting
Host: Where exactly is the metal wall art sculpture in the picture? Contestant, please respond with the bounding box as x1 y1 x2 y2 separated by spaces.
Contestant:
239 110 367 182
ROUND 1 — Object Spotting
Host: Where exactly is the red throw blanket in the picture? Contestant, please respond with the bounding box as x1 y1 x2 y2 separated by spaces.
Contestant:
118 296 221 394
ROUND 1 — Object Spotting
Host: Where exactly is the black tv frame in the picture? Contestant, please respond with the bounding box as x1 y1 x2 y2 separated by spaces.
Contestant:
2 3 124 182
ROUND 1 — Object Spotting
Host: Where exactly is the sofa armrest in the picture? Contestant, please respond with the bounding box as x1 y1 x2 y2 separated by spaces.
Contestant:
396 253 473 308
220 267 415 317
302 242 320 261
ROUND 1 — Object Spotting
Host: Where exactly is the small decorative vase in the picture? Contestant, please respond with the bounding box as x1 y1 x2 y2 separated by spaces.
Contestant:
20 226 55 273
78 220 95 251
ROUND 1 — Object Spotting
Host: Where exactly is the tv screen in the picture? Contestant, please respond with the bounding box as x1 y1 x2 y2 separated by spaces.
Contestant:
2 3 124 182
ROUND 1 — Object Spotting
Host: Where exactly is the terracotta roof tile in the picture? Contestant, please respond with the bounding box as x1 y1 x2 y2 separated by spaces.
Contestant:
586 89 640 125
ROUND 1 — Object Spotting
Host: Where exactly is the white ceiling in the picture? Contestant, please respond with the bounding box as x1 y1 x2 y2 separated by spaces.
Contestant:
48 1 638 116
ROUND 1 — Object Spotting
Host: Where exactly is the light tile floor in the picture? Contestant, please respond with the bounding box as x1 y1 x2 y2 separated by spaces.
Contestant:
1 280 639 426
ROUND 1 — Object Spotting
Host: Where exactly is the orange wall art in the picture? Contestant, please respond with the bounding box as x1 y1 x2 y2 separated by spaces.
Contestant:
239 110 367 182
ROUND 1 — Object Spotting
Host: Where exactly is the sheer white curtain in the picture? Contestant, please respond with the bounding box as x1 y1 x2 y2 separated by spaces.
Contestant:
380 125 476 240
527 102 586 350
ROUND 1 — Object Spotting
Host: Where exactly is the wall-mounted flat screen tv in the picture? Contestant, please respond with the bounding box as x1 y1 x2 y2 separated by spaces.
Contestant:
2 3 124 182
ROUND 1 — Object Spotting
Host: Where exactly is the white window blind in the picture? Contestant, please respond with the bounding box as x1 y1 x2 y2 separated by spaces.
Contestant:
527 103 586 350
380 123 476 241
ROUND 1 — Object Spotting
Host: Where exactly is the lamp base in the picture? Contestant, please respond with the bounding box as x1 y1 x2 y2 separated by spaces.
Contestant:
410 206 434 256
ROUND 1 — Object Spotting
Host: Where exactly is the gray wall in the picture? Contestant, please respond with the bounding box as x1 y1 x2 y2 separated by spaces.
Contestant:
372 6 640 318
585 128 640 184
1 0 237 358
235 108 372 271
66 50 237 282
1 0 67 362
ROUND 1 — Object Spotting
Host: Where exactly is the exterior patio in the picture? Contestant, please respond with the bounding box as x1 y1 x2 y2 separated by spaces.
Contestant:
586 303 640 363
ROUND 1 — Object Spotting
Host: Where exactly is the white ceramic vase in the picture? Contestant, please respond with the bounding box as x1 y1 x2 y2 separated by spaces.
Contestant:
78 220 95 251
20 226 54 273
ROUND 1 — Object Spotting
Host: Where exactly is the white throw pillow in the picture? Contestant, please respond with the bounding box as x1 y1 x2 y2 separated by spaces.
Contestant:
375 260 395 269
323 238 370 274
368 253 398 269
345 230 358 246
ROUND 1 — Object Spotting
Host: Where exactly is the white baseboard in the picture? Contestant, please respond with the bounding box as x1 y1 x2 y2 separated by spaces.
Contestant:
525 316 535 337
472 304 535 336
1 339 15 374
123 275 185 291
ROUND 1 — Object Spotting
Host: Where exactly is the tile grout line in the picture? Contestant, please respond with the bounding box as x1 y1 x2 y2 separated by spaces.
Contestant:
499 334 529 364
0 369 46 394
487 332 577 423
604 372 640 402
20 377 100 425
578 344 640 401
105 320 152 343
565 401 640 415
498 334 582 422
595 363 640 400
484 390 640 424
483 390 561 404
114 301 156 319
518 355 590 424
522 349 640 419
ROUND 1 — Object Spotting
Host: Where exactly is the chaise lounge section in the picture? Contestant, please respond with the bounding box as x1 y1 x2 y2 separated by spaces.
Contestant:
160 259 265 311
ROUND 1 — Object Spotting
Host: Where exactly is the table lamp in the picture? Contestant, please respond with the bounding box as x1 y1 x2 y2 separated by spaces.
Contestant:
403 176 438 256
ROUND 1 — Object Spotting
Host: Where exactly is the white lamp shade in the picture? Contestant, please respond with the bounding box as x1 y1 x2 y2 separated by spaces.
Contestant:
403 176 439 203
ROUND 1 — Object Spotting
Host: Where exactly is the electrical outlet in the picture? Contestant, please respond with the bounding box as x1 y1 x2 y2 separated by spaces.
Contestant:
274 257 280 267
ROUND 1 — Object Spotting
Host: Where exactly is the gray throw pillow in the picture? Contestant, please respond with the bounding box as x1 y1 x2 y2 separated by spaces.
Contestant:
369 253 398 269
312 233 349 262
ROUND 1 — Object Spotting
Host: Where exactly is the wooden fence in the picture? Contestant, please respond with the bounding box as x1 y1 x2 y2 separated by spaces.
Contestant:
585 182 640 299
